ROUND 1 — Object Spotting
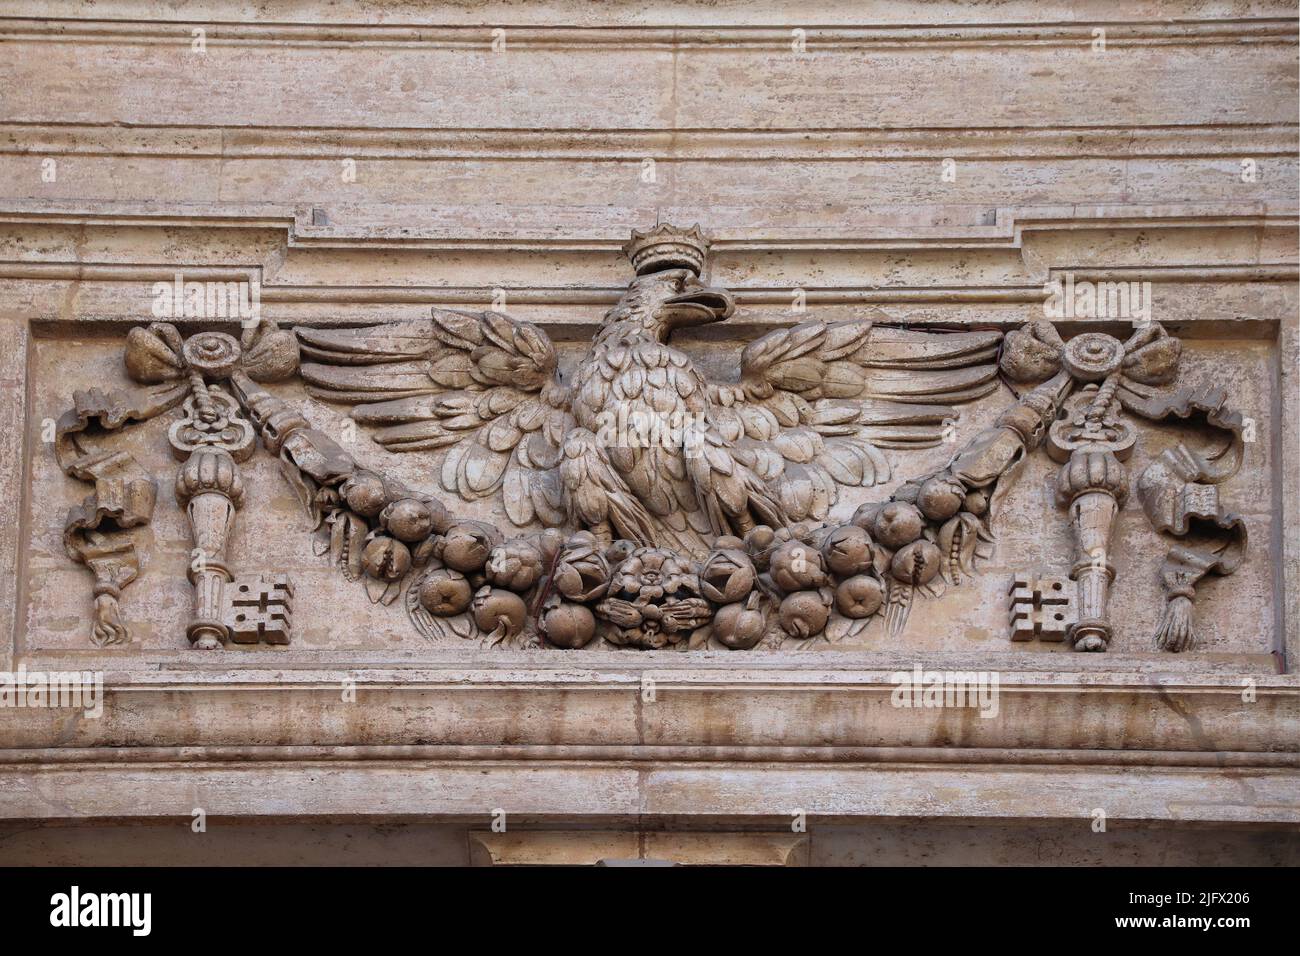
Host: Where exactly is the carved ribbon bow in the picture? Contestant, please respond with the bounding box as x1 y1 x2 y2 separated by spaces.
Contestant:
999 320 1182 393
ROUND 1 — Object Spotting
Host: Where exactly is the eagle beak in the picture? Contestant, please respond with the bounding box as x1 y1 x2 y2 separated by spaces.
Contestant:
660 284 735 327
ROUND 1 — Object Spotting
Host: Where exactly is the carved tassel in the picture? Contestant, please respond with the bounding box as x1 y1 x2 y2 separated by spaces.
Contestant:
1154 593 1196 653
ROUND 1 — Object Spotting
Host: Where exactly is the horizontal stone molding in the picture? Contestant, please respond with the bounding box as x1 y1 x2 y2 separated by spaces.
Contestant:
2 761 1296 825
468 829 810 866
0 18 1295 50
0 202 1294 330
4 122 1296 161
4 744 1299 769
4 29 1292 130
2 671 1296 757
0 200 1294 250
7 263 1295 294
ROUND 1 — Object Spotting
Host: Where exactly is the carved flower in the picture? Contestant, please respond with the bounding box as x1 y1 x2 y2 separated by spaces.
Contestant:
608 548 694 603
596 547 711 649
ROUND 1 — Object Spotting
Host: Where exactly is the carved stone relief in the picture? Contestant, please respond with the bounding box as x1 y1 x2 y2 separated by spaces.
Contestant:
49 225 1250 653
1008 573 1076 642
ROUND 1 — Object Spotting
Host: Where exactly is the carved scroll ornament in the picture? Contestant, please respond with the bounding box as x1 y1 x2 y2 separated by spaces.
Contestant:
1132 386 1248 652
56 384 187 645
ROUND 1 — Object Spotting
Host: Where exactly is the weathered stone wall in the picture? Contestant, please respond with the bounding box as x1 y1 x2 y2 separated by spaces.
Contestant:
0 0 1296 864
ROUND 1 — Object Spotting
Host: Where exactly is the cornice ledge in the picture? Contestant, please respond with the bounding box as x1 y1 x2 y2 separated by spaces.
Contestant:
0 18 1295 50
3 122 1296 162
0 201 1294 253
0 760 1295 825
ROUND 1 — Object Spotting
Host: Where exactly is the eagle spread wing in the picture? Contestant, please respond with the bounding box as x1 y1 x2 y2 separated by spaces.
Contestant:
298 309 572 527
703 319 1002 525
297 311 1002 542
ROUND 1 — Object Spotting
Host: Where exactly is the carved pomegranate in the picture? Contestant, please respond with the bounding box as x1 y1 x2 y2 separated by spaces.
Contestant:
873 501 925 548
341 470 389 518
417 569 472 616
380 497 436 543
361 536 411 581
539 600 597 649
440 522 498 573
890 539 942 586
742 525 778 570
552 541 611 602
850 502 880 531
604 538 637 568
779 590 830 639
916 475 966 521
486 539 544 592
768 540 827 593
532 528 567 565
820 524 874 577
835 574 884 619
777 521 816 545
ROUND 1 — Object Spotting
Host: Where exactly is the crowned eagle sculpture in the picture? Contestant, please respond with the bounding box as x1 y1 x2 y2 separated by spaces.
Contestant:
296 224 1002 555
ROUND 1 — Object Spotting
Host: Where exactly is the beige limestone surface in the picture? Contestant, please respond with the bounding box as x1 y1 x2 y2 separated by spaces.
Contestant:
0 0 1296 864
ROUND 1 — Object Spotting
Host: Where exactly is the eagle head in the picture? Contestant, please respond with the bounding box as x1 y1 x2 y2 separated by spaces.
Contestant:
604 268 735 341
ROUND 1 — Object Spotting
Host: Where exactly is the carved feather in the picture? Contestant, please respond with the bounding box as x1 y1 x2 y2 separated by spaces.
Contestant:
299 309 558 403
295 309 572 529
741 320 1000 403
714 320 1003 517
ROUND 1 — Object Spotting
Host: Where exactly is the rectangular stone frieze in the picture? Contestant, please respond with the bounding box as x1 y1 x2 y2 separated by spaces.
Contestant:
21 225 1278 664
